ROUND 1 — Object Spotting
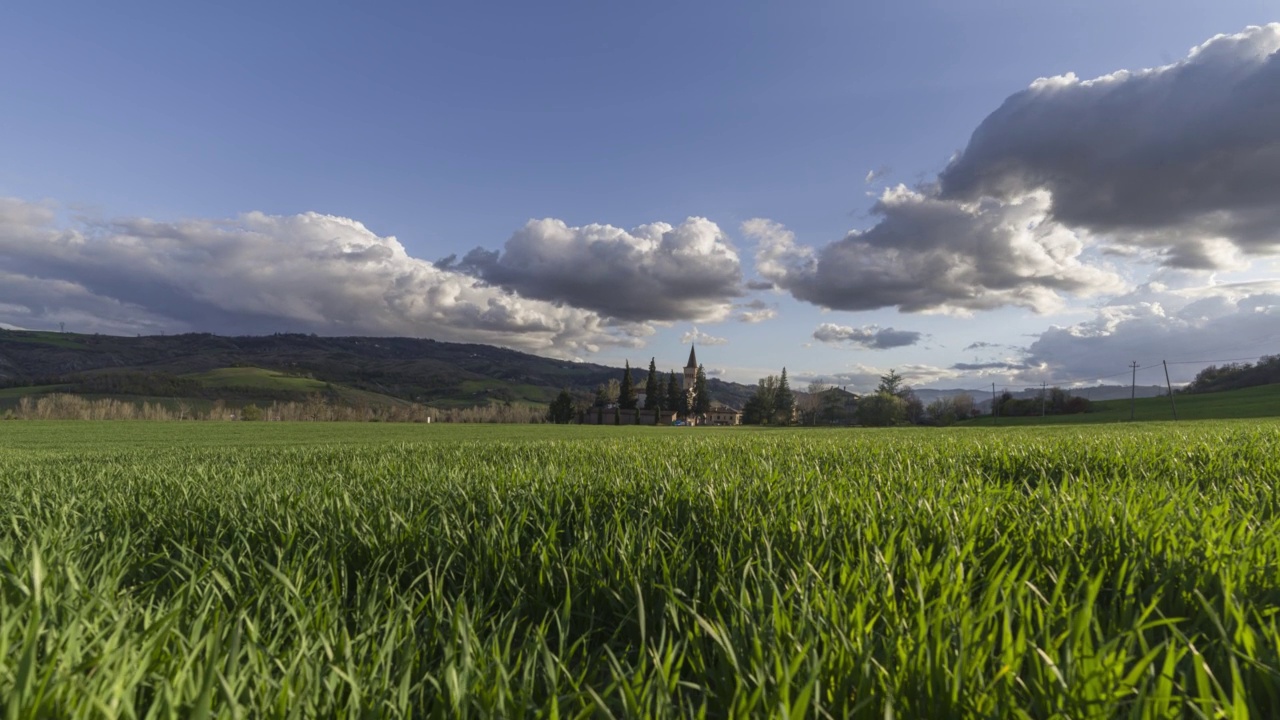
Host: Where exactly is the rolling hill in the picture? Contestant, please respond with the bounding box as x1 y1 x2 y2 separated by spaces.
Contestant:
0 330 755 410
962 383 1280 425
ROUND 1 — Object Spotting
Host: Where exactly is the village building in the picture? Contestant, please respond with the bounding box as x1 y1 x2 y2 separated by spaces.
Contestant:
579 344 743 426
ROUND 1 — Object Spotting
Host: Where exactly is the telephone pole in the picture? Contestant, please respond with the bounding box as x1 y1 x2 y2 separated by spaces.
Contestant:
1130 361 1139 421
992 382 998 426
1163 360 1178 421
1041 381 1047 417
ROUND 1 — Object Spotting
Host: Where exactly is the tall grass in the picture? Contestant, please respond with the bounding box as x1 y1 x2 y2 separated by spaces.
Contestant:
1 423 1278 716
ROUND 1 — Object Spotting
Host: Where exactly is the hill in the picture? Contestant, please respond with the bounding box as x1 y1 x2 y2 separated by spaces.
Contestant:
0 330 754 410
963 382 1280 425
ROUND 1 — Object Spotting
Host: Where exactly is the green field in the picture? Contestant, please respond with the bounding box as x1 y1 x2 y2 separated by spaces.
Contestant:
2 421 1280 716
965 382 1280 425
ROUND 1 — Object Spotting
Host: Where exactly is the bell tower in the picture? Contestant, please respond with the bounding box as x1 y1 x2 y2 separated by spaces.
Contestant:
683 344 698 391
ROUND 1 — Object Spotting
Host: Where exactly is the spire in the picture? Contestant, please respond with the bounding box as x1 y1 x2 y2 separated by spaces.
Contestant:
685 344 697 369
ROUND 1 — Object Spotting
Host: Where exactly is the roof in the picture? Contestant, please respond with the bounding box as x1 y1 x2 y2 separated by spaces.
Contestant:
685 344 697 369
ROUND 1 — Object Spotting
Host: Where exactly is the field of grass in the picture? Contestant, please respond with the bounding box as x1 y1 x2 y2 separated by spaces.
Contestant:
184 367 331 391
965 382 1280 426
2 420 1279 716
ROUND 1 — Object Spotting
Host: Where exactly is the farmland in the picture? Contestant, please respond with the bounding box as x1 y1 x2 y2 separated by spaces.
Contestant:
2 421 1279 716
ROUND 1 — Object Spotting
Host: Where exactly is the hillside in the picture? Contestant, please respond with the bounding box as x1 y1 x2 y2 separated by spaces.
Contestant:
0 330 754 410
962 382 1280 425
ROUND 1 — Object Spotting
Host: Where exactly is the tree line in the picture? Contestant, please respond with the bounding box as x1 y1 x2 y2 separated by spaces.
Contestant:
547 357 711 423
1183 355 1280 394
738 368 1093 426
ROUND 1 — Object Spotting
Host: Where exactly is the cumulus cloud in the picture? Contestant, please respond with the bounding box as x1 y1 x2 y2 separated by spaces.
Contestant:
749 24 1280 315
812 322 922 349
735 298 777 323
680 326 729 346
746 190 1124 315
793 363 961 393
0 198 642 356
1024 278 1280 384
449 217 743 323
941 24 1280 270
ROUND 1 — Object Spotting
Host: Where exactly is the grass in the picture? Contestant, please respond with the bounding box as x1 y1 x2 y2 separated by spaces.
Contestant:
965 382 1280 425
0 420 1279 716
184 367 332 391
0 330 89 349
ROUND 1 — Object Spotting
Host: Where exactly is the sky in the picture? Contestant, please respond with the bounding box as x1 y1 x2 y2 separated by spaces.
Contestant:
2 1 1279 392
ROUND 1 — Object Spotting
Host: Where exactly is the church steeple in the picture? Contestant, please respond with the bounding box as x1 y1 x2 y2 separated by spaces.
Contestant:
685 344 698 369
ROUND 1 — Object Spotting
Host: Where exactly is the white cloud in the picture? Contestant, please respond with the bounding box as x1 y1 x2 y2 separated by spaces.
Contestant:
748 24 1280 316
0 198 643 357
680 326 728 346
793 363 961 393
746 189 1124 315
735 298 777 323
942 23 1280 270
450 216 743 322
1024 279 1280 384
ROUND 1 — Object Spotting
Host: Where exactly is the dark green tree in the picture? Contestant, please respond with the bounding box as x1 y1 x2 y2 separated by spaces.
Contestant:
619 360 638 410
666 371 684 416
644 357 661 410
693 364 711 415
775 367 795 425
744 375 778 424
877 369 905 397
857 392 906 427
548 389 575 424
594 379 620 408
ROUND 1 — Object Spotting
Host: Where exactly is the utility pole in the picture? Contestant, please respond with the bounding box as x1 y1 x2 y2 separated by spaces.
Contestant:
1130 361 1139 421
1041 382 1047 417
992 382 998 426
1163 360 1178 421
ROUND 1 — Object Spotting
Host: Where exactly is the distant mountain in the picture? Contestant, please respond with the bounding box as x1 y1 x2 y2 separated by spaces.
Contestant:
0 330 755 410
912 384 1169 411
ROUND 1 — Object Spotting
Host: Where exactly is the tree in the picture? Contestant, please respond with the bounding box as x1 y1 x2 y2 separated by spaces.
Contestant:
644 357 660 410
594 378 620 408
775 367 795 425
877 369 905 397
857 392 906 427
901 389 924 424
799 381 832 425
619 361 638 410
744 375 778 424
926 397 957 426
820 389 851 425
548 389 575 424
693 364 711 415
666 371 684 417
742 393 768 425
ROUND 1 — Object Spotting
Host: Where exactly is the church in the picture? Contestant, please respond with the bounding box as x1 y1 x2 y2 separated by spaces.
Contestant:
579 345 742 426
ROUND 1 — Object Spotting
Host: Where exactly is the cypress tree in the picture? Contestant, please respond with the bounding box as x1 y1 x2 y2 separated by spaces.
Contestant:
693 364 711 415
666 371 683 417
619 360 638 410
776 367 795 425
548 389 575 424
644 357 660 410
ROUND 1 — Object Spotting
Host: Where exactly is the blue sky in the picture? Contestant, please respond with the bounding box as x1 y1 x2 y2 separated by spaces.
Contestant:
2 2 1278 391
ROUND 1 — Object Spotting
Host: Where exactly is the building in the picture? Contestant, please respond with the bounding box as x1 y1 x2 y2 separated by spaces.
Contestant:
703 403 742 426
579 343 743 426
